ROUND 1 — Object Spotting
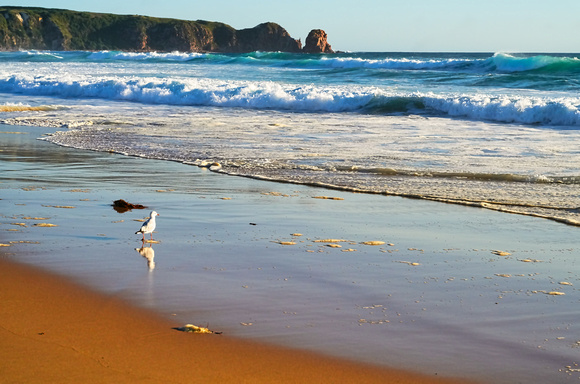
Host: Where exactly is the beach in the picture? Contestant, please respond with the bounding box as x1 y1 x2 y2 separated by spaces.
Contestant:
2 124 580 383
0 125 473 383
0 257 467 384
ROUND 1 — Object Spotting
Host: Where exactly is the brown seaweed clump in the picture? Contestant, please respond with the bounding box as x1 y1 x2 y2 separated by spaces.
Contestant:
112 199 147 213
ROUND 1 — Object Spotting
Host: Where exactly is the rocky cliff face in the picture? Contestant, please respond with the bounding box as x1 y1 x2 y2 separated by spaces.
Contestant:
303 29 333 53
0 7 324 53
232 22 302 53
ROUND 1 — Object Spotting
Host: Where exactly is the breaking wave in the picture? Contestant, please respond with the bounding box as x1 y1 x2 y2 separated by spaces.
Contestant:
0 73 578 126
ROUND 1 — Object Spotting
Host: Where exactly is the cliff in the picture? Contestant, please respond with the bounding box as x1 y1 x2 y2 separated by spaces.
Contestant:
0 7 332 53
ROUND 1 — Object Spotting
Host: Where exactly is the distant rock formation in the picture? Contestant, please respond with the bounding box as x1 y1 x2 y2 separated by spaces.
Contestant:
303 29 333 53
0 7 332 54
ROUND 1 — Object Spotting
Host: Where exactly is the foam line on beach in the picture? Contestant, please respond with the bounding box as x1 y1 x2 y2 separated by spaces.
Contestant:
37 131 580 228
206 165 580 227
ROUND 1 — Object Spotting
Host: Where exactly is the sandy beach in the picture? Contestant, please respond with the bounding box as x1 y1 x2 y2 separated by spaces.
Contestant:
1 124 579 383
0 257 467 383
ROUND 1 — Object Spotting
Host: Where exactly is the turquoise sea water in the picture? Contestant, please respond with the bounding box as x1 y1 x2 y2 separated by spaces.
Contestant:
0 51 579 222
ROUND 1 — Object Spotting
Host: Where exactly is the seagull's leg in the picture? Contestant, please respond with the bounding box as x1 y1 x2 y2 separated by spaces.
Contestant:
150 233 154 240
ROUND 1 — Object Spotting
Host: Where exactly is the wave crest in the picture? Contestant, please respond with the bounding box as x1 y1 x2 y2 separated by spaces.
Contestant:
488 53 580 73
87 50 206 62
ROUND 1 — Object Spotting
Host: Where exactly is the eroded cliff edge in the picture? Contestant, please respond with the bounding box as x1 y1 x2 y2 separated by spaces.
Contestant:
0 6 333 53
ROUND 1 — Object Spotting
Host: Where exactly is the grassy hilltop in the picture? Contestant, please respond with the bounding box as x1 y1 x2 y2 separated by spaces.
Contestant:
0 6 303 52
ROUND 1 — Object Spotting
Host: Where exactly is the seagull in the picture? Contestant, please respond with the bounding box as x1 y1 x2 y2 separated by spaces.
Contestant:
136 211 159 241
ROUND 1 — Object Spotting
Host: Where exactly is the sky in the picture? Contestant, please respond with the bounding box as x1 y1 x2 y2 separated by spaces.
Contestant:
4 0 580 52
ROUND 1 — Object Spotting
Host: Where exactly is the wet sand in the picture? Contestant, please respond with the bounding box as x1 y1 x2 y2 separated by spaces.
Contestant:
2 124 580 383
0 257 466 384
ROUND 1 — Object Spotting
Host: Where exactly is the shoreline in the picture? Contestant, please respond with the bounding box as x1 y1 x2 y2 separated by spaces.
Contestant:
0 256 468 383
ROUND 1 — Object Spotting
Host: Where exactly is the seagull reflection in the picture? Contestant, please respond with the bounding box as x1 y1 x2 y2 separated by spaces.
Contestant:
135 242 155 270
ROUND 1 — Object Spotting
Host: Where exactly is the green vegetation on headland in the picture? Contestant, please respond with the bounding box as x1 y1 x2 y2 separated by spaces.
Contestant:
0 6 333 53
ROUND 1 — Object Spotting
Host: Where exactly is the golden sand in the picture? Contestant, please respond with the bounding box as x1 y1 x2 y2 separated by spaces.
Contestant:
0 258 472 384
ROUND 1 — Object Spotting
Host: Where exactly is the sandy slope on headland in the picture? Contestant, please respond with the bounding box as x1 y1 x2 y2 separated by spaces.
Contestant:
0 257 471 383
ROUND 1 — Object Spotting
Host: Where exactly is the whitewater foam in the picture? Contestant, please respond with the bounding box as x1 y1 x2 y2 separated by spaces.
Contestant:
87 50 206 62
320 56 478 71
0 70 579 126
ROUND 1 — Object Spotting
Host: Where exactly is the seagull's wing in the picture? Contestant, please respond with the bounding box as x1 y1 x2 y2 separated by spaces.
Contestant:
136 217 151 233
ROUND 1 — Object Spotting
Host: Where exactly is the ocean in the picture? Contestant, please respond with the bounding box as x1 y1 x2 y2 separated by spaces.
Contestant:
0 50 579 224
2 50 580 383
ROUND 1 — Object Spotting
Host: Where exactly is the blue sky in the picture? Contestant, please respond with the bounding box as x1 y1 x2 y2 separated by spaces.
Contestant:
5 0 580 52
